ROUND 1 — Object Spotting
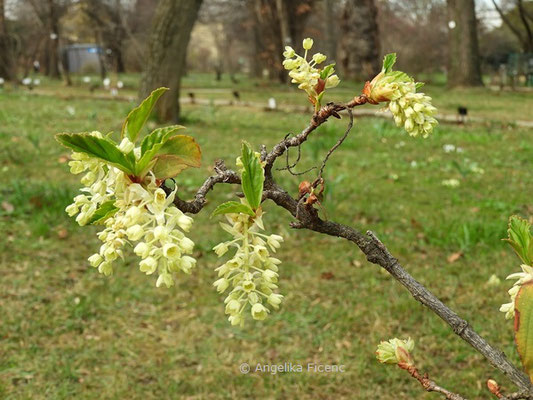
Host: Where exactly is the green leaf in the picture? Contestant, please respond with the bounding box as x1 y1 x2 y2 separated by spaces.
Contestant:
240 142 264 210
514 282 533 381
56 133 135 174
320 63 336 80
149 135 202 179
121 87 168 142
415 82 425 90
86 201 118 225
155 135 202 166
150 155 190 180
504 215 532 265
135 125 185 176
211 201 255 218
382 53 397 73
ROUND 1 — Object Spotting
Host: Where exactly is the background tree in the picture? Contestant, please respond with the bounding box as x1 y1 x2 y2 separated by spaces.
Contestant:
0 0 16 80
339 0 381 80
139 0 203 122
248 0 315 82
25 0 71 80
446 0 484 87
378 0 447 76
492 0 533 53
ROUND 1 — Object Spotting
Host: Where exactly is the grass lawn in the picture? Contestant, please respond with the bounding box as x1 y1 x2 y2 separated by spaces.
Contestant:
0 77 532 399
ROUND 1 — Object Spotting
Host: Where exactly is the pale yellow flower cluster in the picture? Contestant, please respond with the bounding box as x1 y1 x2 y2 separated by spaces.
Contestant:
500 264 533 319
213 213 284 326
66 134 196 287
367 73 437 138
282 38 339 107
388 90 438 138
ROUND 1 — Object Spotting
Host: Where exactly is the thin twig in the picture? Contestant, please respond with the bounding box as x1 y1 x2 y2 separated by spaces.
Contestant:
317 108 354 181
401 364 466 400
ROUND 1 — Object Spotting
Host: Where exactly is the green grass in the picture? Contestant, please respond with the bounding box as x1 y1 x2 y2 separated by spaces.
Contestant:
0 79 532 399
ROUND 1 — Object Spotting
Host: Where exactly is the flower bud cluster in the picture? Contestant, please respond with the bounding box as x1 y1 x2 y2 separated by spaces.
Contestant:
282 38 339 107
500 264 533 319
66 135 197 287
366 73 437 137
213 213 284 326
389 91 438 138
376 337 415 366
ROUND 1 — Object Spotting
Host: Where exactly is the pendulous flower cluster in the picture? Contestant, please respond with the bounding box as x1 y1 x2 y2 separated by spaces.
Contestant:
282 38 340 108
500 264 533 319
212 212 284 326
364 55 438 138
388 90 438 138
66 135 196 287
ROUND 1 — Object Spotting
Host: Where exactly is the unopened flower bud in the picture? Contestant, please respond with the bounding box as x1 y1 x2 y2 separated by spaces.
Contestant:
126 224 144 241
156 273 174 288
251 303 269 320
65 204 79 217
180 237 194 253
88 253 103 268
134 242 150 258
118 138 135 153
213 242 229 257
376 338 415 366
312 53 326 64
139 257 158 275
213 278 230 293
267 293 283 309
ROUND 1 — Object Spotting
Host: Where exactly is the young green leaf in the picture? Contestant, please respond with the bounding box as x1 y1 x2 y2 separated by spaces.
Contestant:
56 133 135 174
240 142 264 210
121 87 168 142
514 282 533 381
155 135 201 166
320 63 336 80
150 155 192 180
504 215 532 265
148 135 202 179
86 201 118 225
382 53 397 73
135 125 185 176
211 201 255 218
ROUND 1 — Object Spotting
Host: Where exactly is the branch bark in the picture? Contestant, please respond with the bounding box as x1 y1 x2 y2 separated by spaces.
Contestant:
167 101 533 394
402 364 466 400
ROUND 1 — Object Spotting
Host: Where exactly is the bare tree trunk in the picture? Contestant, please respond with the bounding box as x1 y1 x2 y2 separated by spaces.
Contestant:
0 0 16 80
46 0 61 79
447 0 483 87
324 0 337 63
276 0 292 47
339 0 380 81
248 0 263 78
139 0 203 122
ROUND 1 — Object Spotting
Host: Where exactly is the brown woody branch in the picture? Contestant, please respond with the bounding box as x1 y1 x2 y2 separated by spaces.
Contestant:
401 364 466 400
166 100 533 395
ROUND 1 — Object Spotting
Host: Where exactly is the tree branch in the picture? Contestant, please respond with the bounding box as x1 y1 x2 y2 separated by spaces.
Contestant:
401 364 466 400
167 101 533 394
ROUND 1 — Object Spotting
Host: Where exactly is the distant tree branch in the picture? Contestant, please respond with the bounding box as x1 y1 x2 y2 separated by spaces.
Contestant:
491 0 529 50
